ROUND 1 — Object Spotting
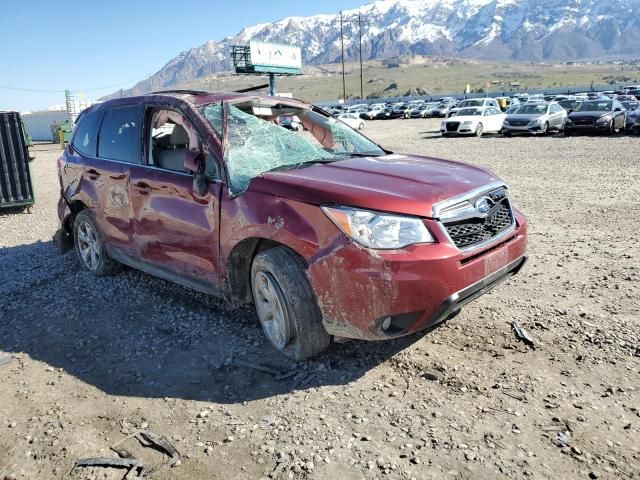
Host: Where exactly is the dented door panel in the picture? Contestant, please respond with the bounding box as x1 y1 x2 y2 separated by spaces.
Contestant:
129 165 222 285
62 148 135 254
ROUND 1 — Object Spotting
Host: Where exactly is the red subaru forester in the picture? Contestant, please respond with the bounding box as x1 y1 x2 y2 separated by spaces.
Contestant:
56 91 527 360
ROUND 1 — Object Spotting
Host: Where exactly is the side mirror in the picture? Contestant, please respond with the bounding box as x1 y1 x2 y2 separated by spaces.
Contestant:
184 149 204 174
184 150 208 196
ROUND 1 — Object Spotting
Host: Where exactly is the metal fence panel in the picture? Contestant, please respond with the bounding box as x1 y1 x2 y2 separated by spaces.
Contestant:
0 112 35 209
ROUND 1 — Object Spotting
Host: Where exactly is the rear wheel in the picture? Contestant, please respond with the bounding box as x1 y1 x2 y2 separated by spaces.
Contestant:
475 123 484 137
251 247 331 360
73 210 120 276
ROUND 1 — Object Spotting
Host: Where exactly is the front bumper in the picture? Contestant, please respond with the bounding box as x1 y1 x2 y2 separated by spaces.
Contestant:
626 119 640 131
440 123 478 135
503 124 543 133
565 123 609 132
308 211 528 340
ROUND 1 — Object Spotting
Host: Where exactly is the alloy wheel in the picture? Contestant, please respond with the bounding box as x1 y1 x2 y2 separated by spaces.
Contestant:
77 222 101 271
252 271 292 350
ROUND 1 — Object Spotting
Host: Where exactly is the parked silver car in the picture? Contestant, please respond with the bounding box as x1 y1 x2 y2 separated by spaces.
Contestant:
431 101 458 118
503 102 567 136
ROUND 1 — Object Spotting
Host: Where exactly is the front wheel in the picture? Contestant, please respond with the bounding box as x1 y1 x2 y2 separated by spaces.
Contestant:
541 122 549 135
475 123 484 137
251 247 330 360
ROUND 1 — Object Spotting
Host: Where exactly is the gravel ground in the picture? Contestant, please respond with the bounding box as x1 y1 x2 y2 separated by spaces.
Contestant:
1 120 638 480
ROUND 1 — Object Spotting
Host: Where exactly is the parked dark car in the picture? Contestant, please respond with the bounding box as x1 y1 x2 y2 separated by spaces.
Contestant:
621 100 639 112
564 99 626 136
388 105 409 119
627 89 640 100
626 109 640 134
55 91 527 360
557 99 581 113
374 107 394 120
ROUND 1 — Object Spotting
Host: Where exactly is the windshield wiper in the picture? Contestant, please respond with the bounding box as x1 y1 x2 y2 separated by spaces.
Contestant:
264 158 338 173
334 152 384 158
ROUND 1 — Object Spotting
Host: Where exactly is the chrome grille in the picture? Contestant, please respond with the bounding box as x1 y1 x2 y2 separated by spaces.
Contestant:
434 183 516 250
444 200 513 249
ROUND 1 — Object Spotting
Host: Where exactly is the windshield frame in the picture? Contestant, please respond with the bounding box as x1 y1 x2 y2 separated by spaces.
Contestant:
198 100 387 196
575 101 613 112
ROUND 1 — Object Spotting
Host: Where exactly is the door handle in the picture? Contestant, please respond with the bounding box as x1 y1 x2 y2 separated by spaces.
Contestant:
134 181 151 193
87 169 100 180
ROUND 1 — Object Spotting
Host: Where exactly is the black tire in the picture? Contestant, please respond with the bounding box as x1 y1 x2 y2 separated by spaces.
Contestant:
475 123 484 137
251 246 330 360
73 210 121 276
504 130 512 137
564 129 572 137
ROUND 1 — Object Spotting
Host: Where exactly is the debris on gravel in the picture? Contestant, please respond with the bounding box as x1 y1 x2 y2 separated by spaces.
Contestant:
1 126 639 479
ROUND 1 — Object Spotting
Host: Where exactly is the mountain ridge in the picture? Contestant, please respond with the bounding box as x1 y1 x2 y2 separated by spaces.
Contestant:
107 0 640 98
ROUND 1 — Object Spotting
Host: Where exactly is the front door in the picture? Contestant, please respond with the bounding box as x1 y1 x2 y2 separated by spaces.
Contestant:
129 107 222 289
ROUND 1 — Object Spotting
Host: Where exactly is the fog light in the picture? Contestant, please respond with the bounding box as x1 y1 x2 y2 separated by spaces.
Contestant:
382 316 392 331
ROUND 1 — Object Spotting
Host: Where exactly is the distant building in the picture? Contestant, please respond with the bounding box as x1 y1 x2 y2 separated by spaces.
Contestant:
22 110 70 141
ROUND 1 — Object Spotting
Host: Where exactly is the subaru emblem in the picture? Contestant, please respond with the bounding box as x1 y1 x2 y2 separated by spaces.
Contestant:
475 197 493 214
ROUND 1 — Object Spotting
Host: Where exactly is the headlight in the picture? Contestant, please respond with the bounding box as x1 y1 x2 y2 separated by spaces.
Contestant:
527 118 541 126
565 118 573 124
596 115 611 124
321 206 435 249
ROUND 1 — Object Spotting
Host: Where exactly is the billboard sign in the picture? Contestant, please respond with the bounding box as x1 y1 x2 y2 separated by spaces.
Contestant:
249 41 302 74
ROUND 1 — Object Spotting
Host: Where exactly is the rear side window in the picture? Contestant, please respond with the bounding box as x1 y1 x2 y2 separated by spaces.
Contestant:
98 105 143 164
71 110 103 157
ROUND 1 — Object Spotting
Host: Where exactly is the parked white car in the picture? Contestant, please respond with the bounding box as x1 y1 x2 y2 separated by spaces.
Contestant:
338 113 366 130
447 98 500 117
440 106 506 137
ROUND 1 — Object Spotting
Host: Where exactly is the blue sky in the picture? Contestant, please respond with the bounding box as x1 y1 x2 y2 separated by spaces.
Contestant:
1 0 364 111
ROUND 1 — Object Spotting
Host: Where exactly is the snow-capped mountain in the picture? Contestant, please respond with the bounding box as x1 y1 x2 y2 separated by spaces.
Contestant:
117 0 640 96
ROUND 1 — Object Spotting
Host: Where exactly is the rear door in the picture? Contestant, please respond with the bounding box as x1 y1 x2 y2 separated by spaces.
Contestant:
68 105 143 256
128 106 223 288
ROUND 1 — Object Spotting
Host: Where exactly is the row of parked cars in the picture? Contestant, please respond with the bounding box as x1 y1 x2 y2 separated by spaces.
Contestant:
440 96 639 137
330 87 640 137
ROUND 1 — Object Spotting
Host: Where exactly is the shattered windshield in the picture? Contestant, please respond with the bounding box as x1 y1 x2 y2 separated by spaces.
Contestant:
200 103 384 194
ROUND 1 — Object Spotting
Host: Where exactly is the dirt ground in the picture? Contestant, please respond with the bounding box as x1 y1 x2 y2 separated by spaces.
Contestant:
1 119 638 480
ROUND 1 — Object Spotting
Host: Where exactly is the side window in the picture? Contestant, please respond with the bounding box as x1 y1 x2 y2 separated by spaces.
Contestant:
98 106 142 164
148 108 220 179
71 110 103 157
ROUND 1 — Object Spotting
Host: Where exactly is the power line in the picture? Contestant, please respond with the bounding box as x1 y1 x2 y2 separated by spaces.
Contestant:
0 75 149 94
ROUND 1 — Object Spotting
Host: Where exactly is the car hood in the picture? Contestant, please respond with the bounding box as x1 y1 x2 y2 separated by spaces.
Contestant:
506 113 545 121
251 154 499 218
446 115 484 122
569 111 610 118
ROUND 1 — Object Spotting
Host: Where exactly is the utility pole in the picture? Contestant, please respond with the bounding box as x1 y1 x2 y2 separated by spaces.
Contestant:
340 13 369 100
340 11 346 101
358 13 364 100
